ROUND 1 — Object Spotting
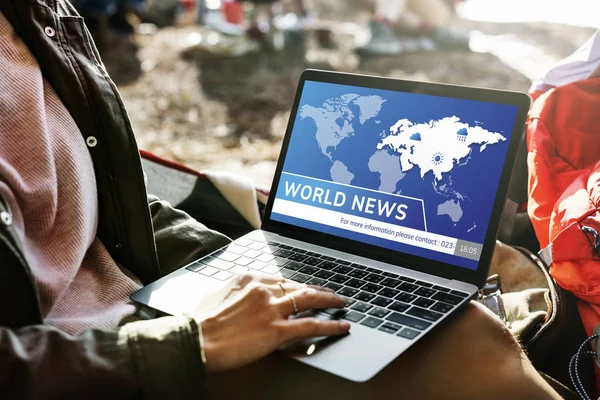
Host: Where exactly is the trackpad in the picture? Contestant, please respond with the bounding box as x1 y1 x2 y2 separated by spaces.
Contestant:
280 310 349 356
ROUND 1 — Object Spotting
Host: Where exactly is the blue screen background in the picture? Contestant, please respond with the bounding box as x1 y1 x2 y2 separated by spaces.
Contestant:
271 81 519 270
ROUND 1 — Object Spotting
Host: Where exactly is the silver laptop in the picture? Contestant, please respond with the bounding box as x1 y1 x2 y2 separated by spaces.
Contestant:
131 70 530 382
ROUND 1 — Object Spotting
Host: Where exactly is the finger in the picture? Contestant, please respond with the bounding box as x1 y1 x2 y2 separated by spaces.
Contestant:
276 287 346 315
279 318 351 342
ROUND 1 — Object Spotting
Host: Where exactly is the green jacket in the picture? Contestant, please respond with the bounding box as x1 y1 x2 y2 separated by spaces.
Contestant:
0 0 230 398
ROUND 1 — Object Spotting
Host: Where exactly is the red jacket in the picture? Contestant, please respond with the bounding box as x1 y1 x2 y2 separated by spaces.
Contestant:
527 77 600 393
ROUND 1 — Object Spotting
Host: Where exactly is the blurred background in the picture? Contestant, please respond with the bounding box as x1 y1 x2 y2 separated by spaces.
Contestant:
75 0 599 187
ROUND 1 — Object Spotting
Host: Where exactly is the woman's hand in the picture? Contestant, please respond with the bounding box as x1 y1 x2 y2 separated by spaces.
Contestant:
196 273 349 373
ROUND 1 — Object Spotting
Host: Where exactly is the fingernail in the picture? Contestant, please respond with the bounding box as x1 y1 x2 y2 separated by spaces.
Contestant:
340 321 351 330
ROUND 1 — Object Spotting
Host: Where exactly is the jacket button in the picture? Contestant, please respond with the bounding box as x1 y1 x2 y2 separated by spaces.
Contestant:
44 26 56 37
86 136 98 147
0 211 12 226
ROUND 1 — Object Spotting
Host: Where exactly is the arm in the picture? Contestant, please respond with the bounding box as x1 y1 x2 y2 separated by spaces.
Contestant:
0 315 204 399
148 194 231 276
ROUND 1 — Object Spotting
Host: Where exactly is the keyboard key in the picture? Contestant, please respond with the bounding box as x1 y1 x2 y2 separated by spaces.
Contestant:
267 241 280 247
413 297 435 308
351 302 373 313
320 308 347 317
307 277 327 286
379 323 401 334
198 266 219 277
243 249 262 259
431 302 453 313
279 244 293 250
350 263 367 270
398 282 419 293
338 287 359 297
291 273 311 283
225 244 247 254
336 260 352 266
362 283 383 293
274 249 294 258
383 271 399 278
400 276 416 283
407 307 443 322
432 292 462 305
284 261 304 271
386 313 432 331
256 253 276 263
346 278 366 288
333 265 353 274
364 274 385 283
292 248 307 254
288 253 309 262
320 255 336 262
299 265 319 275
235 238 253 247
329 274 350 284
366 267 380 273
415 287 436 298
450 290 470 298
389 301 410 313
247 241 267 251
279 268 295 279
432 285 450 293
395 292 417 303
261 264 282 275
204 257 232 270
214 271 234 281
319 261 338 270
371 296 393 307
324 282 343 291
381 278 401 288
303 257 324 267
342 297 357 307
305 251 322 258
247 261 267 271
348 269 369 279
217 252 240 262
355 292 376 302
234 256 254 266
397 327 420 340
379 288 400 298
360 316 383 328
271 257 290 266
314 270 335 279
415 280 433 288
343 311 365 323
368 307 390 318
186 262 205 272
229 265 249 275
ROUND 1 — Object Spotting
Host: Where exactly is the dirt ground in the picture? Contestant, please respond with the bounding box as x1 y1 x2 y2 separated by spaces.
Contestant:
115 1 596 187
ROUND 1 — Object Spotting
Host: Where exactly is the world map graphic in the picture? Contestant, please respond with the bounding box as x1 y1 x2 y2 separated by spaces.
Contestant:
298 93 507 233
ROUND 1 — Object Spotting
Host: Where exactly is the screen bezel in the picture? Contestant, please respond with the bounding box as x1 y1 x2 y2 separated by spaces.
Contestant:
262 69 531 288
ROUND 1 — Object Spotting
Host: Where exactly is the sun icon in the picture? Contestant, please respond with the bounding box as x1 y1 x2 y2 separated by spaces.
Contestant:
432 152 444 165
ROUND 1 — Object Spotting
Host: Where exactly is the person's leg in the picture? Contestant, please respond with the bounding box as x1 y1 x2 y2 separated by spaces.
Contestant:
205 302 561 399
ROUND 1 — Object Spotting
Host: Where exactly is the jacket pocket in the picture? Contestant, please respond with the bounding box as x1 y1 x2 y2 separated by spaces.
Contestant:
58 16 103 67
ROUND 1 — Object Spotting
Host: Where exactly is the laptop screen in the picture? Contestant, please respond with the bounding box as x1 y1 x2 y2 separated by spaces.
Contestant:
269 80 520 271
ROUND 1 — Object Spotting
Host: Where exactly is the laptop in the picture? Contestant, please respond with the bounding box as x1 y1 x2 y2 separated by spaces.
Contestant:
131 70 531 382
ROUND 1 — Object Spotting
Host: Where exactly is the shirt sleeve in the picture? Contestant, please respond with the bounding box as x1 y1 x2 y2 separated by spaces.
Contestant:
0 315 205 399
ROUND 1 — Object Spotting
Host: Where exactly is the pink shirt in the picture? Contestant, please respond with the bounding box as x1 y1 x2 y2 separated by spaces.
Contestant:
0 12 142 335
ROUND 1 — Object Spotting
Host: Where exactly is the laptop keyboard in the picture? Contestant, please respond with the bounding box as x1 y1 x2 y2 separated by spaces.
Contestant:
186 237 470 340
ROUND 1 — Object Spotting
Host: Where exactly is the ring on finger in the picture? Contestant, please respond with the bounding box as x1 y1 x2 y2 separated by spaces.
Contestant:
288 294 299 314
278 282 287 297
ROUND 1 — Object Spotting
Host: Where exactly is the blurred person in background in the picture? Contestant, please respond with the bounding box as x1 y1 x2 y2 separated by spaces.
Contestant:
359 0 470 56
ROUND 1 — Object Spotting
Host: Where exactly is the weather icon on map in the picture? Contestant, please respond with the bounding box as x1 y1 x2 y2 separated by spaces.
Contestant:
432 152 444 166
